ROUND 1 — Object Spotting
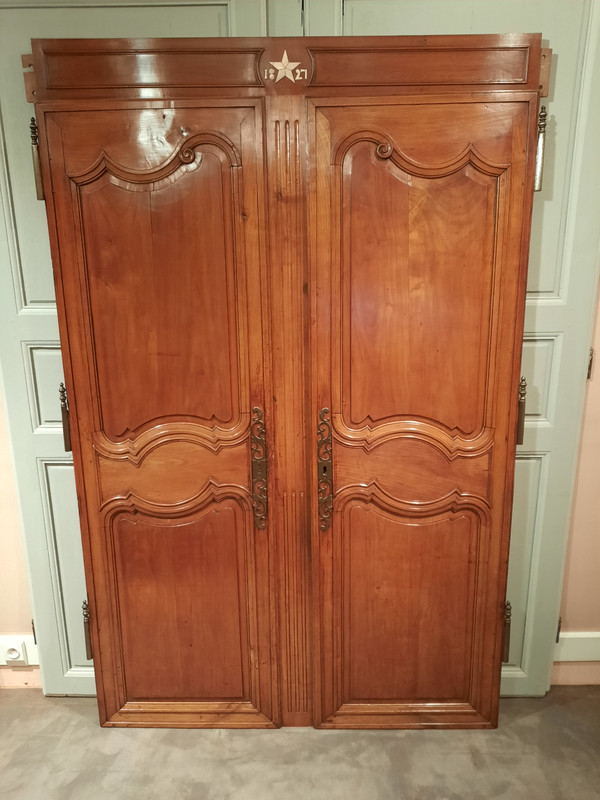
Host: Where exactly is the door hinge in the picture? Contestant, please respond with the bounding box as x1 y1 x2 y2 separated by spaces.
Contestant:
517 376 527 445
31 618 37 645
534 105 547 192
29 117 45 201
342 0 345 16
556 616 562 644
82 600 93 661
588 347 594 380
59 382 72 452
502 600 512 663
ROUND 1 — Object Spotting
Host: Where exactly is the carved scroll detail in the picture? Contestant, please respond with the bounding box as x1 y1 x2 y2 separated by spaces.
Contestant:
318 408 333 531
332 129 509 177
375 141 393 159
69 131 242 187
251 407 268 530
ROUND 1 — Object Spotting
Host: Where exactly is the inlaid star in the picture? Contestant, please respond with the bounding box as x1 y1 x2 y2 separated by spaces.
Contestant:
269 50 301 83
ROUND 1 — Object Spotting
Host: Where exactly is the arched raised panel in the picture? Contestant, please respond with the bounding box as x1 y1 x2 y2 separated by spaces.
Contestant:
75 140 244 440
335 136 505 446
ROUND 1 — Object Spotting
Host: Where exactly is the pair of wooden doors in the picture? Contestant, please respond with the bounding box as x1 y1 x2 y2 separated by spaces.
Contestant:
28 34 543 728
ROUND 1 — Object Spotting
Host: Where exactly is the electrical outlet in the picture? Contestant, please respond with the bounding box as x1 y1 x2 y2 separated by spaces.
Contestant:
2 642 29 666
0 636 38 666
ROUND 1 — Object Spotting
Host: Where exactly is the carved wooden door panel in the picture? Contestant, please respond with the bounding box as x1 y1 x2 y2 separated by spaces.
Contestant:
29 34 543 729
310 98 536 727
42 104 276 727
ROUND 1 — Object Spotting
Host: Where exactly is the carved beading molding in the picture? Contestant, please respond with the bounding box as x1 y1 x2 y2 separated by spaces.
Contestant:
331 413 495 461
334 482 492 526
100 477 252 522
93 417 251 465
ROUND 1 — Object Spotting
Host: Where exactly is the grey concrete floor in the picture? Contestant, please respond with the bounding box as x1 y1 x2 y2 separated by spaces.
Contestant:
0 687 599 800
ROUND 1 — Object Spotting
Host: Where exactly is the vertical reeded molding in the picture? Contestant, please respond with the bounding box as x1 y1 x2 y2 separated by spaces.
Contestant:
282 491 309 713
270 110 311 724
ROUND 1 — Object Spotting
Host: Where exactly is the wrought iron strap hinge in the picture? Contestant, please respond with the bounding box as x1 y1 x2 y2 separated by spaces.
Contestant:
82 600 93 661
251 407 268 529
317 408 333 531
29 117 45 201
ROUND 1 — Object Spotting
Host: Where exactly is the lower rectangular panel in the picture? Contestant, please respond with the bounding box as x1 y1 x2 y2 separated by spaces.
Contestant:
95 490 278 728
105 701 277 729
114 510 248 701
315 494 496 728
317 702 493 730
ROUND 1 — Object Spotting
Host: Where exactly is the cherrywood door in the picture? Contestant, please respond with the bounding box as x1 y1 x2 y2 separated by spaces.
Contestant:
310 97 537 727
30 34 542 730
42 104 277 727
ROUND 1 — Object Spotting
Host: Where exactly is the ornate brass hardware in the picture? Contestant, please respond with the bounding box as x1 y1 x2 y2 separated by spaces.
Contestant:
317 408 333 531
502 600 512 663
29 117 45 201
59 382 72 452
82 600 93 660
517 377 527 445
534 105 547 192
251 407 268 529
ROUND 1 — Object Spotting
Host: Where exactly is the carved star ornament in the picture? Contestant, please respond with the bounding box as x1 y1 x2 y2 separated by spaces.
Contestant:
269 50 301 83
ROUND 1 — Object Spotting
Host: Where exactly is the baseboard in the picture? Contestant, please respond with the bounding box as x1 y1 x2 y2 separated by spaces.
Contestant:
551 661 600 685
0 666 42 688
554 631 600 662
